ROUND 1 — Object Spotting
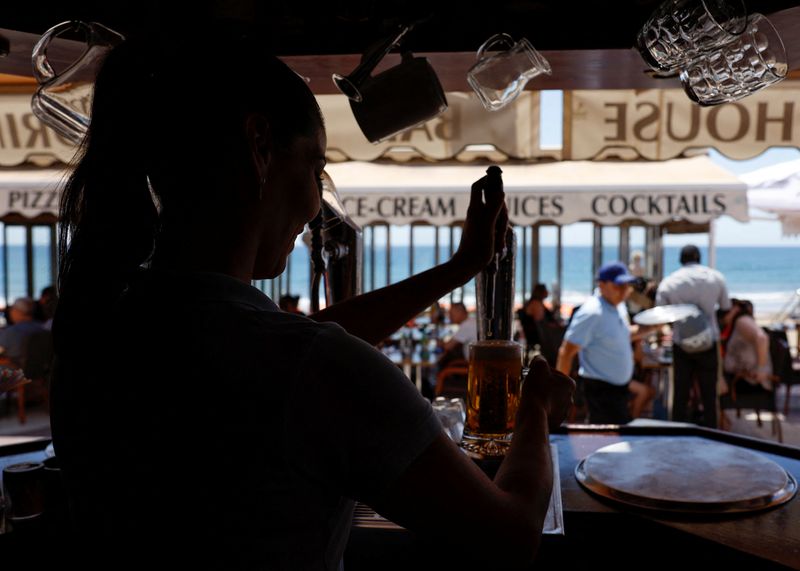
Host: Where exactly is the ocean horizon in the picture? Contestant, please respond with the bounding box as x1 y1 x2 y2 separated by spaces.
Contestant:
261 244 800 319
3 244 797 319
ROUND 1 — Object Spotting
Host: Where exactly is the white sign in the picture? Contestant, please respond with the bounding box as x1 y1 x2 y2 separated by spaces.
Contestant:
327 157 749 227
0 95 76 166
340 189 745 227
0 169 66 217
569 82 800 161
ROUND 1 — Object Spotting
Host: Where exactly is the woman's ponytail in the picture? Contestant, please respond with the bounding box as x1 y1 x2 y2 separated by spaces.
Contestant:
58 40 159 298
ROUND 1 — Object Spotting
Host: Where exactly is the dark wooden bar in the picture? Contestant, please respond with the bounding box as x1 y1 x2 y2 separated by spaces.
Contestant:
552 425 800 570
348 425 800 570
2 423 798 569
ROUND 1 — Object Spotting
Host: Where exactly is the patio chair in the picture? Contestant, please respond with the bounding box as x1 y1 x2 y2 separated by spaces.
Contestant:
435 359 468 400
787 358 800 417
719 328 790 443
771 328 800 416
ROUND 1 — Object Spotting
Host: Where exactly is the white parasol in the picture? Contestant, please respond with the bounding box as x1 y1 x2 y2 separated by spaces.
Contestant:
740 159 800 236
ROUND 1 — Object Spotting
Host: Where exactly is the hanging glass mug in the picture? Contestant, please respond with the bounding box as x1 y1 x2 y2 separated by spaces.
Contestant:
636 0 748 73
680 13 788 106
467 33 551 112
31 21 125 144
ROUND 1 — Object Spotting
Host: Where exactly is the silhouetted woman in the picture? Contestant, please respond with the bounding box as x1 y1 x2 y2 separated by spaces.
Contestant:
51 29 573 570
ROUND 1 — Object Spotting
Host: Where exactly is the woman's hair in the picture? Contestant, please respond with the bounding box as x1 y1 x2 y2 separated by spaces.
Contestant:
735 299 754 317
58 32 323 300
727 298 755 336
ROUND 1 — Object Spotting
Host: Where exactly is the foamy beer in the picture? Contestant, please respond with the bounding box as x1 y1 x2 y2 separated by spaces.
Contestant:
465 340 522 439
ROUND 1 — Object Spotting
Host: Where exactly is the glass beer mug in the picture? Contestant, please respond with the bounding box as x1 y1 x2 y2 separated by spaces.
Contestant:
31 21 125 143
467 33 551 112
462 340 523 455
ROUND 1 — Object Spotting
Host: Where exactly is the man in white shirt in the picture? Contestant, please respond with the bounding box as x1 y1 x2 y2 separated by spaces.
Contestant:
439 302 477 365
657 245 731 428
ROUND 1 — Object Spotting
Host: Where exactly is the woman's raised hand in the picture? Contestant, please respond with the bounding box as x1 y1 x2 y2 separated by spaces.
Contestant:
451 175 509 276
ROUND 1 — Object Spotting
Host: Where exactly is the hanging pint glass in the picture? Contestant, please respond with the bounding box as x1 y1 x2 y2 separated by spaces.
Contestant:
464 340 523 447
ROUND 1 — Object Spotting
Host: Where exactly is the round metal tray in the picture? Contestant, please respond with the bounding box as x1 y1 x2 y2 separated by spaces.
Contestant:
633 304 699 326
575 438 797 514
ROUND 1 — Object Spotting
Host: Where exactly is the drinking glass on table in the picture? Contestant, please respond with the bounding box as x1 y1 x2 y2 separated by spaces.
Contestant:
462 340 523 456
680 13 787 106
636 0 748 73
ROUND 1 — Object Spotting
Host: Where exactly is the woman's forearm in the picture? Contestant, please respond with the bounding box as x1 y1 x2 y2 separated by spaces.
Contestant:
310 258 477 345
492 404 552 561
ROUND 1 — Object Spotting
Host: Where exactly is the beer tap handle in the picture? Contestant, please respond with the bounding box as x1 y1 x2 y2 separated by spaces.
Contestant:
309 212 326 313
482 165 504 338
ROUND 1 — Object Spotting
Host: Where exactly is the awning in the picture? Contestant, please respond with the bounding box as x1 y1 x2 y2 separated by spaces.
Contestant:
0 156 750 228
326 155 748 227
320 91 554 162
0 169 65 218
741 159 800 236
3 82 800 166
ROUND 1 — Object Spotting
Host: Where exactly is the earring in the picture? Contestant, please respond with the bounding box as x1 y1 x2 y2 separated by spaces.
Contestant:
259 176 265 201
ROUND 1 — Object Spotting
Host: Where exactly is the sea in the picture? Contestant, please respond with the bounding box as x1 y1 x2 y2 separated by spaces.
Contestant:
263 244 800 320
6 244 798 320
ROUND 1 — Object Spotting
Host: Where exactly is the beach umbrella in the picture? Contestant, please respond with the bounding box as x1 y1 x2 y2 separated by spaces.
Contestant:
741 160 800 237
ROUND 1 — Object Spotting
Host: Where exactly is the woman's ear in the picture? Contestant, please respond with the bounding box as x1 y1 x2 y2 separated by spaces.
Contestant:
245 113 272 183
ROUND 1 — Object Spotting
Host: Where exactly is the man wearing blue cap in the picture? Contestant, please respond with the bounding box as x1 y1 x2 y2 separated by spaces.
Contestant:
556 262 638 424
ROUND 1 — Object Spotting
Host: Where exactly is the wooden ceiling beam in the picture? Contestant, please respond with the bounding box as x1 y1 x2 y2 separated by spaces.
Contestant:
2 6 799 92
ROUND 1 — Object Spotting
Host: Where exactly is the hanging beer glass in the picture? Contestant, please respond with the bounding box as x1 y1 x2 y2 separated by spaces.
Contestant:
467 33 551 111
636 0 748 73
680 13 787 106
31 21 125 144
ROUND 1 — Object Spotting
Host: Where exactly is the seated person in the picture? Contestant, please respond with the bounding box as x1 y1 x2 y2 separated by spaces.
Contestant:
0 297 46 366
627 277 656 316
428 301 446 327
628 376 656 420
629 250 645 278
517 284 564 367
723 300 772 391
278 293 305 315
34 285 59 329
438 302 476 368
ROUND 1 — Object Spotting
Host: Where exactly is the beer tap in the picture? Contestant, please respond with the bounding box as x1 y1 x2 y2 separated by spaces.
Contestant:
476 166 516 342
482 166 502 338
309 212 326 314
308 172 362 313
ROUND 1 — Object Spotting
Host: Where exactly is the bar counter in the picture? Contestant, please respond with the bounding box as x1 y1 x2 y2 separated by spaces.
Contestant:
1 427 798 570
349 424 800 571
551 424 800 570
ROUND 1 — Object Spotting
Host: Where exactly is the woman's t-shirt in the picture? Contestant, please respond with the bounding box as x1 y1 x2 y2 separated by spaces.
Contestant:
52 270 441 569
